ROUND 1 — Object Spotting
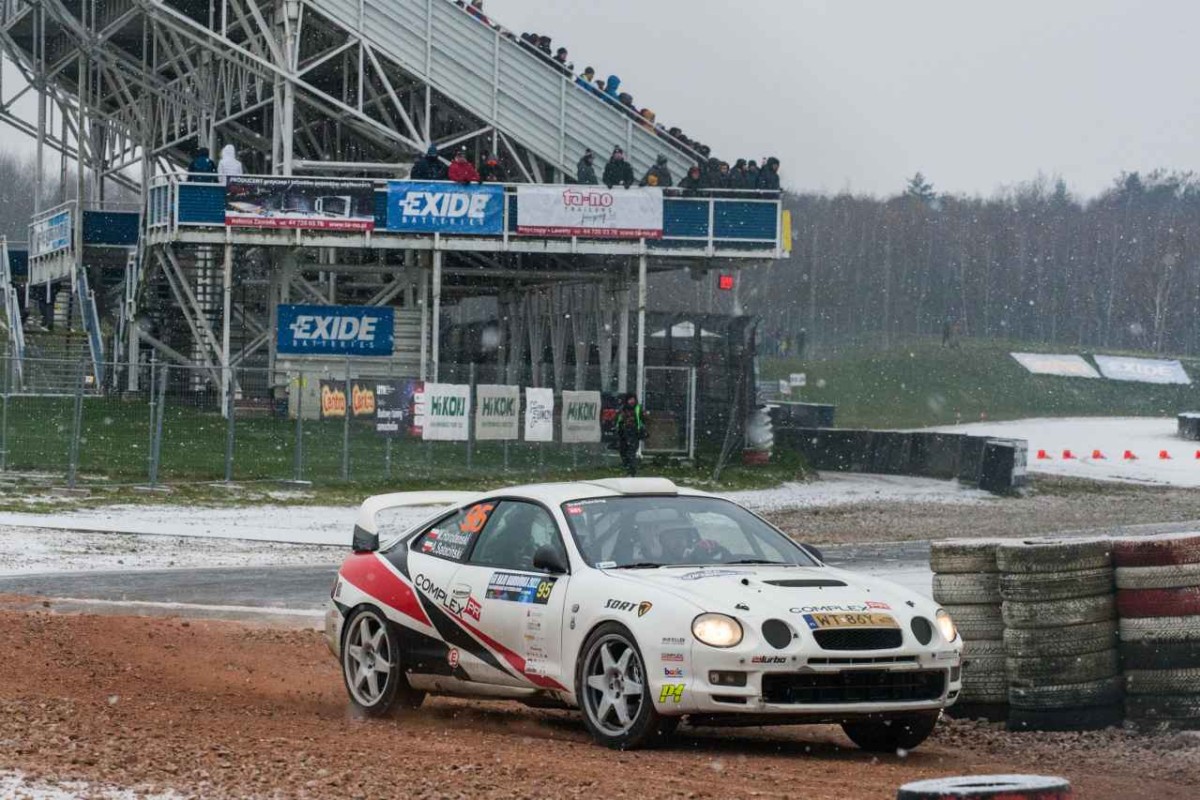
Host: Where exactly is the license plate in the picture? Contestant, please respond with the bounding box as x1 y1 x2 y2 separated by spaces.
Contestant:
803 612 898 630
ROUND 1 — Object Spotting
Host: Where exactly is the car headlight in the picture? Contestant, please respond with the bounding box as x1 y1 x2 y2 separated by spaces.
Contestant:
936 608 958 643
692 613 743 648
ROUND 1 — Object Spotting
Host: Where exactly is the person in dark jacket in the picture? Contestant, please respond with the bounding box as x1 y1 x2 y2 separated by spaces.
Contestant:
729 158 748 189
746 160 760 188
603 146 634 189
639 155 673 188
187 147 217 182
678 165 703 195
479 152 507 182
410 145 446 181
757 157 782 191
576 149 598 185
614 393 647 476
447 149 481 184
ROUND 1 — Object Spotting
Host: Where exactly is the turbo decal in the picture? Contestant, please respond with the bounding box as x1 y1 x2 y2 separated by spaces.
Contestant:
339 553 431 628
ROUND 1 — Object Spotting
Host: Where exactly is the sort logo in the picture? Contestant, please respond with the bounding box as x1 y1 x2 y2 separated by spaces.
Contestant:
658 684 684 703
605 599 653 617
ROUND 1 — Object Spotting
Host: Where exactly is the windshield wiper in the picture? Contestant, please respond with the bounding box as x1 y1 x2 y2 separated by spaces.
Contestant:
724 559 788 565
613 562 663 569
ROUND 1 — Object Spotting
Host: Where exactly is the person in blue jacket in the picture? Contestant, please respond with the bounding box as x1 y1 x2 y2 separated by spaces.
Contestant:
604 75 622 100
187 147 217 182
410 145 447 181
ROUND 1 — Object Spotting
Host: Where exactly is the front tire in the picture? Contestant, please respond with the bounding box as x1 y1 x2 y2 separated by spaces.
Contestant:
841 711 940 753
341 606 425 716
576 622 677 749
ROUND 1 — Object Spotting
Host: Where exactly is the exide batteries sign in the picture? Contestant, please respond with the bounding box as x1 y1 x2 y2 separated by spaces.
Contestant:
385 181 504 234
276 304 394 357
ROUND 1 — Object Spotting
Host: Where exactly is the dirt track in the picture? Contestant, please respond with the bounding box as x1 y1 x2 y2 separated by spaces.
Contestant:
1 608 1197 799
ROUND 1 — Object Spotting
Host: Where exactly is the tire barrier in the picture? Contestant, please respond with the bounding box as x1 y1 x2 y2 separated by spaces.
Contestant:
996 539 1120 732
1178 413 1200 442
932 540 1007 714
1114 532 1200 729
896 774 1072 800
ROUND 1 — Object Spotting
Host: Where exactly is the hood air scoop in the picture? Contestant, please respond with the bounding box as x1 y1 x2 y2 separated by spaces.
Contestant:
764 579 847 588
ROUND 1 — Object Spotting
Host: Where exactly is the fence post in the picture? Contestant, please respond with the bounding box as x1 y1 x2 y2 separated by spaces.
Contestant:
293 372 304 482
66 354 85 489
342 357 351 481
466 363 475 471
224 369 235 482
149 364 168 486
1 339 10 473
147 354 157 483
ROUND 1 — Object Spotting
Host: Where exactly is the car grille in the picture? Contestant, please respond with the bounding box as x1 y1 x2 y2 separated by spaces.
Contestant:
813 628 902 651
761 669 946 705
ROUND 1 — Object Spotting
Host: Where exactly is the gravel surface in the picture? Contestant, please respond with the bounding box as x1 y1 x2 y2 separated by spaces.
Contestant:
0 609 1195 799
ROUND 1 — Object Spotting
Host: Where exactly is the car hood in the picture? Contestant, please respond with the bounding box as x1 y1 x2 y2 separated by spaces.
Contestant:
601 565 932 620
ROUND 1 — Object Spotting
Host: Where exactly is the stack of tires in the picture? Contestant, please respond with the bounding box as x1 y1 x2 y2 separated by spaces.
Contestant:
931 540 1006 717
1115 532 1200 729
998 538 1122 732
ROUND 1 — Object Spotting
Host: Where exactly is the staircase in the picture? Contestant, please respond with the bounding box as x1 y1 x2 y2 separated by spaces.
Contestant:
0 238 24 388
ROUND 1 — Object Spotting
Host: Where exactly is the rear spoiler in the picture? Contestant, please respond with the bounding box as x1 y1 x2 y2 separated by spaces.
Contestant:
352 491 482 552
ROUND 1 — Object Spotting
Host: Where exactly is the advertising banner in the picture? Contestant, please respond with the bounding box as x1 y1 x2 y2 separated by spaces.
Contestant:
1094 355 1191 385
385 181 504 234
516 185 663 239
31 209 72 258
277 304 394 357
225 177 375 231
376 379 424 437
421 383 471 441
475 384 520 441
1010 352 1101 379
318 380 379 420
524 388 555 442
562 390 602 443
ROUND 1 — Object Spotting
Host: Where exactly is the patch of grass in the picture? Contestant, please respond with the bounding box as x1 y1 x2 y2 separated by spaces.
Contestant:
763 337 1200 429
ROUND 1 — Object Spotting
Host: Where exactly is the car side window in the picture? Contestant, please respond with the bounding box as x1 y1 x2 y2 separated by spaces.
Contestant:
411 501 497 562
468 501 563 572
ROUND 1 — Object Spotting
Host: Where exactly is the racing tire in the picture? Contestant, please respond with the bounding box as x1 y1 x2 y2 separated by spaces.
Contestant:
999 568 1113 603
1116 587 1200 618
1125 667 1200 695
1006 704 1124 732
840 711 940 753
929 540 1002 574
996 538 1112 574
1120 640 1200 670
1004 621 1118 658
943 604 1004 640
341 606 425 717
1006 649 1118 685
1119 615 1200 642
1001 595 1115 629
1113 533 1200 568
933 573 1001 605
576 622 677 750
1116 562 1200 590
897 774 1072 800
1125 694 1200 723
960 640 1007 704
1008 676 1123 710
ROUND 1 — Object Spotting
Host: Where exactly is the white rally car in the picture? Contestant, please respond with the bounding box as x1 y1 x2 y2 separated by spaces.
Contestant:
325 478 962 750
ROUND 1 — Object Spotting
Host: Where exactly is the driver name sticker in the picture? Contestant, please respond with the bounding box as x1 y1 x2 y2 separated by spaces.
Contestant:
678 569 742 581
421 527 475 560
486 572 557 604
802 612 899 630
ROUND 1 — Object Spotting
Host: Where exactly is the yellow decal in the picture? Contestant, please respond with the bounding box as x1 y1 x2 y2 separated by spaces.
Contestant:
659 683 684 703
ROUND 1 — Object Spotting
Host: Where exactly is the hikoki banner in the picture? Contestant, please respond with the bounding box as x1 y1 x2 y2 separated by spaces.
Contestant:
1010 352 1101 379
562 390 602 443
318 380 378 420
515 185 663 239
524 387 555 443
420 383 471 441
225 177 375 231
375 379 424 437
385 181 504 234
277 304 394 357
1094 355 1192 385
475 384 520 441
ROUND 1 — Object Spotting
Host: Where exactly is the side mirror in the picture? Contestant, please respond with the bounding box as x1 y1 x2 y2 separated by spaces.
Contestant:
352 525 379 553
802 544 825 563
533 545 569 574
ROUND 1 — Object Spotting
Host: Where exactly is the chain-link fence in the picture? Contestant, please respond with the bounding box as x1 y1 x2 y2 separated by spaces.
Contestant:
0 354 625 486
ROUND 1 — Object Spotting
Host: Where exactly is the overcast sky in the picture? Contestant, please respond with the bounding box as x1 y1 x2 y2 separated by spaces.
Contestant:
487 0 1199 199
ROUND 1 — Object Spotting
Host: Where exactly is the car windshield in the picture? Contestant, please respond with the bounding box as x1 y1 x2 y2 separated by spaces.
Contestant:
561 495 818 569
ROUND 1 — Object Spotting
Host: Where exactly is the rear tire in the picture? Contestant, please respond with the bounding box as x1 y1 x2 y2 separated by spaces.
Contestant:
576 622 677 750
341 606 425 717
841 712 940 753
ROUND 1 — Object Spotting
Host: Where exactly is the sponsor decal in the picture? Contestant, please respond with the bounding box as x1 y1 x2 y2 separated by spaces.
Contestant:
464 597 482 622
678 569 742 581
1094 354 1191 385
419 528 475 560
658 684 685 703
663 667 684 678
277 304 394 356
865 600 892 611
524 387 554 442
565 505 584 516
475 385 520 441
661 636 687 646
605 599 653 617
420 383 472 441
486 572 557 604
751 655 788 665
516 185 664 239
386 181 505 234
561 391 602 443
414 573 448 604
375 379 424 438
461 503 496 534
596 561 617 569
447 648 460 668
661 653 685 662
225 177 376 231
790 603 871 614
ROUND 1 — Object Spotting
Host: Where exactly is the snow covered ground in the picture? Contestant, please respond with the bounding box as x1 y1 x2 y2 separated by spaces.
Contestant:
0 771 179 800
928 416 1200 487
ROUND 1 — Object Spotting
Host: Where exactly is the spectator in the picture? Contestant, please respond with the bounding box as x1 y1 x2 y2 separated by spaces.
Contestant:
604 74 622 99
757 157 781 191
479 152 507 182
554 47 572 73
640 155 673 188
467 0 490 24
577 67 597 92
603 146 634 189
638 108 656 132
746 160 760 187
537 35 552 55
617 92 634 110
217 144 243 181
410 145 447 180
188 147 217 182
576 149 598 185
716 162 732 189
448 149 481 183
678 165 703 194
730 158 748 189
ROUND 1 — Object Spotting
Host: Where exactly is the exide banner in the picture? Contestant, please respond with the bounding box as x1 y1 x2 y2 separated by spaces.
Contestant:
516 185 663 239
385 181 504 234
277 304 394 357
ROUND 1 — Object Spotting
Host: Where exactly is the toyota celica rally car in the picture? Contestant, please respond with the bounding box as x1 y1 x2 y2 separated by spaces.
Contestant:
325 478 962 750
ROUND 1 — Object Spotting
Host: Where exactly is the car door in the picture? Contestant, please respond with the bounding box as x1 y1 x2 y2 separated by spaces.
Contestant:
451 500 572 691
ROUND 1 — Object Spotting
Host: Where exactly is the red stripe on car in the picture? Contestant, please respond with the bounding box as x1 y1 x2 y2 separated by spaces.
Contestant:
340 553 432 627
